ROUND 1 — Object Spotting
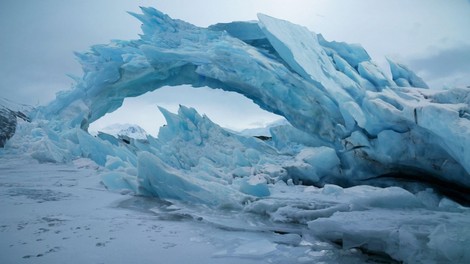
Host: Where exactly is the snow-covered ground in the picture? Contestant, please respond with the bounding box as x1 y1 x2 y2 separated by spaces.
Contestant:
0 155 265 264
0 155 296 263
2 153 469 263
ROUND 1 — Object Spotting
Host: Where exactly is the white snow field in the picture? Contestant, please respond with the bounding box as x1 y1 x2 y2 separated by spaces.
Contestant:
0 155 274 264
0 154 402 264
2 153 469 263
1 156 252 264
1 7 470 263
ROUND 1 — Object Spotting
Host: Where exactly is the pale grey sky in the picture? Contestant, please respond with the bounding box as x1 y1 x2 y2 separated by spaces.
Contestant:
1 0 469 135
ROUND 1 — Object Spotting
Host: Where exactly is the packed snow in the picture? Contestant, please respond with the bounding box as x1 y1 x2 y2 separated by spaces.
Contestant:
1 7 469 264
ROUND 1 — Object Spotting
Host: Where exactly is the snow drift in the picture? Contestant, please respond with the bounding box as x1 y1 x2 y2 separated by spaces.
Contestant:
2 7 469 263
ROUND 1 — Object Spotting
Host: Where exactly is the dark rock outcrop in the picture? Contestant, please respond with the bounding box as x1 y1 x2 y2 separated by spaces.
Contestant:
0 99 32 147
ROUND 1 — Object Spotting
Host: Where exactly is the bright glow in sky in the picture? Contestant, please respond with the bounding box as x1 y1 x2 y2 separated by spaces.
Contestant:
1 0 469 135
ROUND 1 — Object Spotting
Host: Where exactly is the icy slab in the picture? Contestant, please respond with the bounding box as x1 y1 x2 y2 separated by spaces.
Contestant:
309 208 470 263
243 183 470 263
318 34 370 68
388 59 429 88
208 21 265 41
257 13 336 84
137 151 246 206
239 175 271 197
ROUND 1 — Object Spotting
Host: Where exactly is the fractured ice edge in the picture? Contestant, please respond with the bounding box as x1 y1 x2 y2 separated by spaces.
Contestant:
1 7 469 263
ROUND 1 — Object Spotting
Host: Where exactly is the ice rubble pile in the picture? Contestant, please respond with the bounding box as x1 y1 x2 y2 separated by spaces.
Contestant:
3 7 470 263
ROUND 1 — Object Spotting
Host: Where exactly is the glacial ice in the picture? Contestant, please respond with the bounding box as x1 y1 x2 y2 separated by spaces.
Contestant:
2 7 470 263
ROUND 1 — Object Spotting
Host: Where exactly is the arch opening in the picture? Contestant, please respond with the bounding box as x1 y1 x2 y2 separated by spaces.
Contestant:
88 85 285 137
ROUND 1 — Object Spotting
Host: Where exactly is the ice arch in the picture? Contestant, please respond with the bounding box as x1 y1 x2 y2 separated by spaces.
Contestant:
37 7 470 190
38 8 342 144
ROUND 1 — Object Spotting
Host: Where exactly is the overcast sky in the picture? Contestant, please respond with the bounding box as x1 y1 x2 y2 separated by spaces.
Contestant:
1 0 469 135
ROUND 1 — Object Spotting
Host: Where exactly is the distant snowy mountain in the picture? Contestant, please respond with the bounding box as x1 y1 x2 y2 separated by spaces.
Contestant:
98 123 148 140
238 119 290 137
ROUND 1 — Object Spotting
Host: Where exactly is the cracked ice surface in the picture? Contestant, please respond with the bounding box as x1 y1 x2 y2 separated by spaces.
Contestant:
2 7 470 263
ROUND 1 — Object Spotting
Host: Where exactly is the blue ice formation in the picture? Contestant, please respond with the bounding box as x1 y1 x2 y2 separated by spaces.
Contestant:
3 7 470 263
34 7 469 191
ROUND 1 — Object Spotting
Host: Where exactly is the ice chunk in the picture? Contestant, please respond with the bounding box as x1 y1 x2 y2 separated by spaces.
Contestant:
308 207 470 263
388 59 429 88
357 61 394 89
100 171 135 192
239 175 270 197
231 239 277 257
137 151 245 207
428 224 470 262
321 184 344 196
30 138 69 163
208 21 265 42
318 34 371 68
285 147 341 184
257 13 336 84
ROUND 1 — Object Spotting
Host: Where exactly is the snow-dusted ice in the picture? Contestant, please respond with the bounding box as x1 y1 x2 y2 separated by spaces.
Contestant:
1 7 470 264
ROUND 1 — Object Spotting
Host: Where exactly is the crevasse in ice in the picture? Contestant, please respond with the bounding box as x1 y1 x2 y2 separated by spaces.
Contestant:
3 7 470 263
